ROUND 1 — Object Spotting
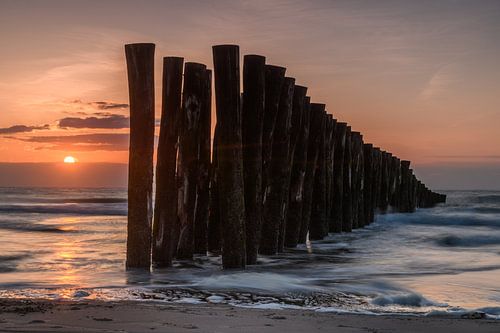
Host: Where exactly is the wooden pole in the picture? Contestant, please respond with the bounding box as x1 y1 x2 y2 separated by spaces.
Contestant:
363 143 373 226
350 132 361 229
262 65 286 210
310 111 329 240
207 126 222 254
284 96 311 248
261 77 295 255
327 118 337 232
242 54 266 264
279 85 307 251
194 69 212 255
152 56 183 267
341 126 352 232
212 45 246 269
125 43 155 269
372 147 382 220
352 132 364 228
299 103 326 243
399 160 411 212
332 122 347 232
389 157 401 210
177 62 207 260
378 151 389 213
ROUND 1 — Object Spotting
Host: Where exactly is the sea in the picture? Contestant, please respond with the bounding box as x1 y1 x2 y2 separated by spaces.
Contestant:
0 187 499 318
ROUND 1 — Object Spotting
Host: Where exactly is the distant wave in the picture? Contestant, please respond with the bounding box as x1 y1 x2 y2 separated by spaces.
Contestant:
0 222 75 233
0 204 126 216
396 213 500 228
436 234 500 247
0 254 31 273
38 198 127 204
474 194 500 204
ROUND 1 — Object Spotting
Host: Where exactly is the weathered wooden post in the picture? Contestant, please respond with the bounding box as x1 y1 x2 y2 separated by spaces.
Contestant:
409 171 417 212
177 62 207 260
399 160 411 212
125 43 155 269
299 103 326 243
279 85 307 250
332 122 347 232
208 126 222 254
378 151 389 213
372 147 382 220
327 118 337 232
352 132 364 228
194 69 212 255
310 110 329 240
212 45 246 269
261 77 295 255
152 56 183 267
363 143 373 226
242 54 266 264
285 96 311 248
342 126 352 232
389 156 401 209
262 65 286 208
350 131 361 229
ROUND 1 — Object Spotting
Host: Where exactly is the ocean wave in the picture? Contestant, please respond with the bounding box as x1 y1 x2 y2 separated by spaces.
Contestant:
474 194 500 204
436 234 500 247
36 198 127 204
394 213 500 228
371 292 442 307
0 204 126 216
0 222 76 233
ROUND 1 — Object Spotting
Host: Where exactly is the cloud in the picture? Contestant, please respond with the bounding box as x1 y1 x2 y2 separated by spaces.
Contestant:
93 101 129 110
69 100 129 111
59 114 129 129
14 133 129 151
0 124 50 135
420 64 460 100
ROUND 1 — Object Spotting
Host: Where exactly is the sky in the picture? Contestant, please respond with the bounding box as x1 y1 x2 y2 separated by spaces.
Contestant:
0 0 499 188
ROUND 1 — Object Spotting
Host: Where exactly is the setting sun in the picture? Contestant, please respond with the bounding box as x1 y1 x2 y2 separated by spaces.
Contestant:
63 156 77 164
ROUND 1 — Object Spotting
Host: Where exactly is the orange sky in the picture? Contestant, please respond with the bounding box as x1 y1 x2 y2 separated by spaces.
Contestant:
0 0 499 188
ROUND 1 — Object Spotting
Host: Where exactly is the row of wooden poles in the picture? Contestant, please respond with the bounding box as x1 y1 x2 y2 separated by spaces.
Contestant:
125 43 446 270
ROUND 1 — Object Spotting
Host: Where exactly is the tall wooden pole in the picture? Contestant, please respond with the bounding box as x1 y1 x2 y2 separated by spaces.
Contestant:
125 43 155 269
372 148 382 219
242 55 266 264
152 56 183 267
262 65 286 216
177 62 207 260
350 131 361 229
327 118 337 232
261 77 295 255
310 111 329 240
341 126 352 232
208 126 221 254
299 103 326 243
279 85 307 251
332 122 347 232
194 69 212 255
379 151 390 213
363 143 373 226
399 160 411 212
284 96 311 248
351 132 364 229
212 45 246 269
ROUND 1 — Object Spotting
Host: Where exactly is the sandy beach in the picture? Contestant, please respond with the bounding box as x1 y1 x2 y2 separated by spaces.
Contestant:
0 299 498 333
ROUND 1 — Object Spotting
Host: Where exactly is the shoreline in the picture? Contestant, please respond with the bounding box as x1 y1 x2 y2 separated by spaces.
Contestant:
0 298 498 332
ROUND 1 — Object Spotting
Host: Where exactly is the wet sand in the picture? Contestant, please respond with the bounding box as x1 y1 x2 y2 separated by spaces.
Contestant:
0 299 498 332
